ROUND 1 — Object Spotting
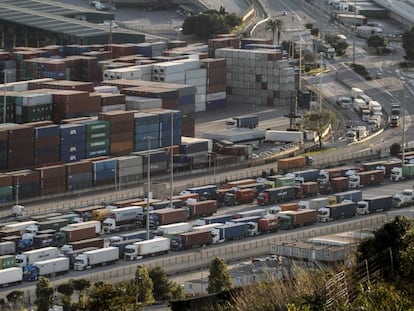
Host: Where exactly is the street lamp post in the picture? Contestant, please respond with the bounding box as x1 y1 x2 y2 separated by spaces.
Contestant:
112 167 118 193
3 70 7 123
319 52 324 112
169 112 174 209
352 0 356 64
402 79 407 164
145 136 154 240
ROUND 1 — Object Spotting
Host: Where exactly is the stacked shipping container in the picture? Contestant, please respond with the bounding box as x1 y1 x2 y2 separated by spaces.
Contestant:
33 124 60 165
60 123 86 163
35 164 66 195
65 161 93 191
200 58 226 111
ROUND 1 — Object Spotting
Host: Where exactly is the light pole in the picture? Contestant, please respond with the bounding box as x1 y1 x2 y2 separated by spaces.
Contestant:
3 70 7 123
145 136 154 240
401 78 407 164
319 52 324 112
169 111 174 209
112 167 119 193
352 0 356 64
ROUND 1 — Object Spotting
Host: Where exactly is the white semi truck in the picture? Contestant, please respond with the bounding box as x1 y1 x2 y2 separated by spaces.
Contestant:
124 237 170 261
74 247 119 270
16 246 59 267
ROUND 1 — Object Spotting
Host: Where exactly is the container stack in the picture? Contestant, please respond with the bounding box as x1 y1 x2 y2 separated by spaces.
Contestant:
133 112 160 151
92 158 117 186
132 149 168 178
135 42 167 58
153 62 186 84
6 124 34 170
0 96 16 123
0 127 8 171
8 170 40 199
200 58 226 111
65 161 93 191
35 164 66 195
117 155 143 184
0 52 17 84
180 59 207 112
15 93 53 123
21 58 68 81
215 48 295 106
60 123 86 163
240 38 273 49
103 66 144 81
82 120 111 158
110 44 136 59
30 80 95 92
125 96 162 110
97 93 126 112
50 90 101 123
33 124 60 166
178 136 211 166
207 35 240 58
98 111 134 156
0 175 13 203
13 50 47 81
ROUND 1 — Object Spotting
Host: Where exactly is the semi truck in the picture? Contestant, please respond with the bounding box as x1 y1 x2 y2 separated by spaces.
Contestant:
0 267 23 287
268 203 299 214
233 208 267 219
348 170 384 188
16 246 59 267
229 115 259 128
110 239 141 258
318 201 356 222
216 223 248 242
61 220 102 234
157 222 192 236
62 247 98 269
319 177 349 194
186 200 217 218
317 167 357 184
124 237 170 261
390 164 414 181
231 216 279 236
356 196 392 215
193 224 221 244
278 156 309 171
60 237 105 254
149 208 188 228
102 206 143 233
392 189 414 208
3 221 38 235
0 241 16 255
285 169 319 185
74 247 119 270
333 190 363 204
23 257 70 281
257 186 296 205
222 188 255 206
194 214 233 226
299 182 319 197
298 197 330 210
109 230 151 244
278 209 318 229
54 226 96 247
171 230 213 251
185 185 218 200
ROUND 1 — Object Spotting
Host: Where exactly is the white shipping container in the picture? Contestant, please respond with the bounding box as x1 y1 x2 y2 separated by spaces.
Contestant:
154 72 186 83
196 85 206 95
94 85 119 94
34 257 70 276
0 268 22 286
185 68 207 80
195 94 206 104
125 96 162 110
153 62 185 75
265 130 304 143
157 222 192 235
176 59 201 70
206 92 226 101
351 87 364 100
103 67 143 80
185 77 206 87
119 167 143 177
62 220 102 234
102 104 126 112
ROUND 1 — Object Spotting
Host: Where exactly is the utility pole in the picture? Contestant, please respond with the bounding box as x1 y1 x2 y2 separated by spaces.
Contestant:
169 111 174 209
145 136 153 240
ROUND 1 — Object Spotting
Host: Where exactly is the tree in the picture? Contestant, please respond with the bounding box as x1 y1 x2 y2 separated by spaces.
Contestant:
402 26 414 61
367 35 386 53
6 290 24 310
71 278 90 308
136 265 154 304
310 28 319 37
390 143 401 156
57 282 74 311
170 283 185 300
207 257 233 293
265 19 284 45
302 109 336 148
35 277 54 311
85 281 127 311
149 267 174 301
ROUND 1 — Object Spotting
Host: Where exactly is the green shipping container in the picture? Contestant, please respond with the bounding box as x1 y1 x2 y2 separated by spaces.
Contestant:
402 164 414 178
276 177 295 187
38 219 70 231
86 131 110 140
0 255 16 269
0 186 13 196
86 139 110 150
85 120 111 134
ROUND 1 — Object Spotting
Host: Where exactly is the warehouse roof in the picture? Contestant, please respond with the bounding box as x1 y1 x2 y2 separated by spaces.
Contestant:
372 0 414 27
0 0 145 43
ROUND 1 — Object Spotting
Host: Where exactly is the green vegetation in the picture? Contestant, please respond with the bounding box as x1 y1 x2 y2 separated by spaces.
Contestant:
324 34 349 56
349 63 372 80
402 26 414 61
367 35 391 54
182 9 242 39
207 257 233 293
302 109 336 148
390 143 401 156
265 19 284 45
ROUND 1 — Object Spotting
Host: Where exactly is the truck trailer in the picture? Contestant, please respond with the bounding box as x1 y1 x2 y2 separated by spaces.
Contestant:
356 196 392 215
23 257 70 281
149 208 188 228
171 230 213 251
124 237 170 261
102 206 143 233
318 201 356 222
257 186 296 205
16 246 59 267
348 170 384 188
186 200 217 218
278 210 318 229
0 267 23 287
74 247 119 270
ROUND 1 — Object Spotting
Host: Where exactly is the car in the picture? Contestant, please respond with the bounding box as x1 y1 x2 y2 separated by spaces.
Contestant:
375 71 383 79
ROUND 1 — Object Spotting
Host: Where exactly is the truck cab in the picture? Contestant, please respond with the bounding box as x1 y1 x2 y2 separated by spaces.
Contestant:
348 174 360 188
361 109 371 122
392 189 414 208
390 115 400 127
